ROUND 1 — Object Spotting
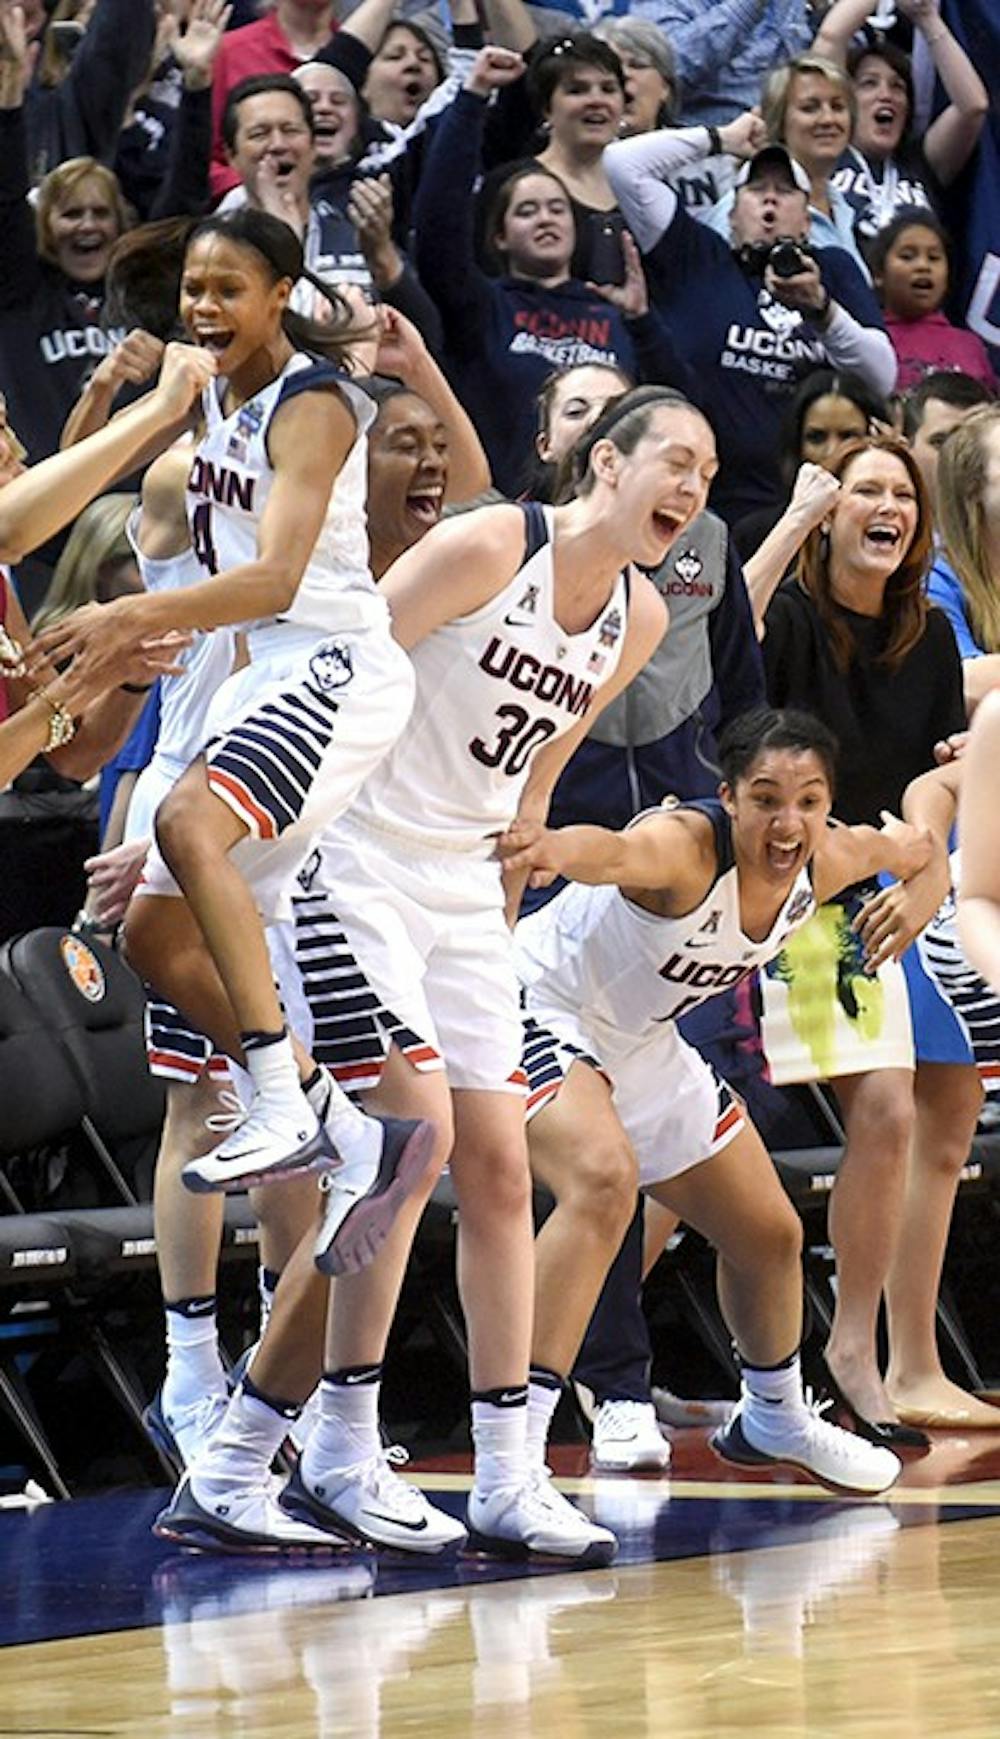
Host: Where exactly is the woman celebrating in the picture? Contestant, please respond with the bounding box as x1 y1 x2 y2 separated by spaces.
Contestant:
703 55 867 273
40 210 434 1315
502 706 936 1495
414 47 690 496
762 434 985 1440
159 388 705 1562
814 0 988 237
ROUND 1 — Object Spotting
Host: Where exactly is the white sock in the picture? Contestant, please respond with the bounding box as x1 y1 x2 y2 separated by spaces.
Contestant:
162 1300 225 1413
300 1370 382 1482
740 1353 809 1448
526 1375 562 1470
243 1032 311 1121
305 1063 381 1170
191 1382 294 1495
471 1392 529 1496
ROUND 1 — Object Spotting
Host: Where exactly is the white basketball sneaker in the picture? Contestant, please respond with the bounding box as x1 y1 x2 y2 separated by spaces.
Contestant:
182 1096 330 1194
712 1402 901 1496
467 1472 617 1565
591 1400 672 1472
280 1456 467 1554
153 1471 347 1555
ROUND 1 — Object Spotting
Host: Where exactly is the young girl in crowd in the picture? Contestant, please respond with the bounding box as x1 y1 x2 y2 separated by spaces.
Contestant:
870 211 997 393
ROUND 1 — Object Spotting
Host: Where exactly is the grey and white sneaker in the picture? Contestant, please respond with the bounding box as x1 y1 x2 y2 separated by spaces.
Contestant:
591 1400 671 1472
280 1456 466 1554
651 1386 734 1430
313 1115 436 1276
182 1097 331 1194
143 1387 228 1478
711 1402 902 1496
153 1471 351 1555
466 1473 617 1565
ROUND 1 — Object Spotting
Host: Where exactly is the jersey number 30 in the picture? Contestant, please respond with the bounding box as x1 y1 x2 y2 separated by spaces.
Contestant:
469 705 557 776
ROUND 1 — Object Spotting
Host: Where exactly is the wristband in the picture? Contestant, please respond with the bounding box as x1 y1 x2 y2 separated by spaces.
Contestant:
121 680 154 694
815 289 833 328
705 125 723 155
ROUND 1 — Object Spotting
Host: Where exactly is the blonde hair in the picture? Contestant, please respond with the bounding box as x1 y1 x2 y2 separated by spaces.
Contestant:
33 495 138 634
937 405 1000 653
35 158 128 265
761 54 856 145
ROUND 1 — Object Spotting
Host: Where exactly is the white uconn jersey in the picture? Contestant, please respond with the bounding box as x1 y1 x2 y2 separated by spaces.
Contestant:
352 503 630 850
126 511 235 772
517 801 817 1044
186 352 382 642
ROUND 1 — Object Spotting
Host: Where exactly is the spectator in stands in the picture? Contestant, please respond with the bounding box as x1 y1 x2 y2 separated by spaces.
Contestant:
523 359 631 502
734 367 892 559
115 0 232 222
814 0 988 238
524 33 628 284
869 211 997 393
760 434 989 1440
593 19 676 139
903 368 994 518
415 47 692 496
604 124 896 524
13 0 155 180
930 405 1000 716
219 72 441 343
209 0 338 196
633 0 811 129
291 57 360 171
360 18 443 129
704 55 867 274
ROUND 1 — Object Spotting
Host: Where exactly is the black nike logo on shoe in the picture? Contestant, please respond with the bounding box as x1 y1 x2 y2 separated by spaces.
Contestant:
360 1508 429 1532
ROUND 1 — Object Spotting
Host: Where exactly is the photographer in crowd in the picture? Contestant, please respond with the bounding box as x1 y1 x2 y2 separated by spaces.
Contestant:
604 121 895 524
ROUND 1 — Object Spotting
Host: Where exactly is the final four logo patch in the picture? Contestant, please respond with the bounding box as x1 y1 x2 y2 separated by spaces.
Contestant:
60 934 106 1003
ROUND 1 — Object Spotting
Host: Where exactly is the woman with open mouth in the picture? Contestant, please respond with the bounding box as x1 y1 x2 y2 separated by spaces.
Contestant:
760 433 991 1443
500 703 939 1497
813 0 988 238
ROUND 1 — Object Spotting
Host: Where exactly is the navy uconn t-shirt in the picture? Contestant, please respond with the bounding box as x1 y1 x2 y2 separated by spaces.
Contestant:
643 206 887 524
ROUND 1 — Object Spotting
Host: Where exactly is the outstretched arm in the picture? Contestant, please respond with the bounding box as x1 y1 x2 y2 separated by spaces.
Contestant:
499 804 711 893
0 343 213 561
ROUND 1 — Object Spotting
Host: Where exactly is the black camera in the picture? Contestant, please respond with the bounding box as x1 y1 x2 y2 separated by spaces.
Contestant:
768 239 812 279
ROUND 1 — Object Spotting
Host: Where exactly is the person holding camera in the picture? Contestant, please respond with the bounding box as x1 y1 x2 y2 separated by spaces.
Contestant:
604 121 896 525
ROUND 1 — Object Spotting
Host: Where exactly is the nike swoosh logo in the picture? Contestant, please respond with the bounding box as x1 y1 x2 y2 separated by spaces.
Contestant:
360 1508 429 1532
503 612 535 629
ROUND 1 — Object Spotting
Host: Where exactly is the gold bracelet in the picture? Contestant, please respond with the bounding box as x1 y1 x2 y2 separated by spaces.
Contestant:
33 685 76 750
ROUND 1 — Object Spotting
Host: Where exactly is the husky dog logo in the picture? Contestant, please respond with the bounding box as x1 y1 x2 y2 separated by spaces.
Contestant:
673 547 703 586
60 935 106 1003
309 642 354 692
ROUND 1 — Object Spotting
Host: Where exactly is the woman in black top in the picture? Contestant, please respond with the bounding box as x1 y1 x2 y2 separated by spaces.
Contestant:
762 435 989 1440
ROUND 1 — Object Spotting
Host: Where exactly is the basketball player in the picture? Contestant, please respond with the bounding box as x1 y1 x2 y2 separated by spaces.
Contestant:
39 213 437 1313
156 387 710 1560
501 706 942 1495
